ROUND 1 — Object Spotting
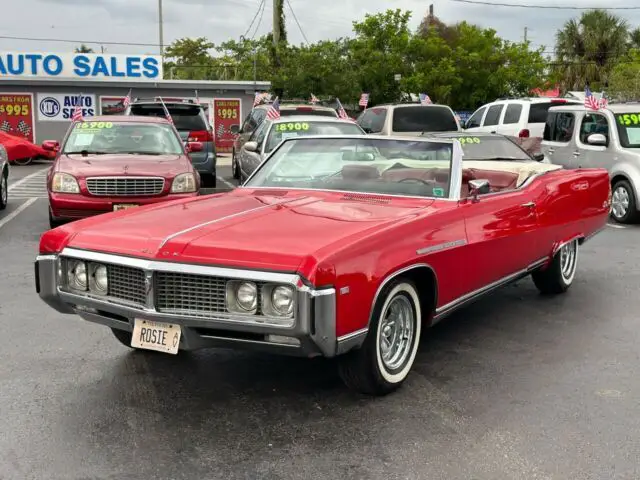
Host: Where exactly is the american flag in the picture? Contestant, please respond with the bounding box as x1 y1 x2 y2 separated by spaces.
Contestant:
266 97 281 120
359 93 369 108
599 90 608 109
419 93 432 105
584 86 600 110
71 104 83 122
122 89 132 109
310 93 319 104
336 98 355 122
253 92 270 107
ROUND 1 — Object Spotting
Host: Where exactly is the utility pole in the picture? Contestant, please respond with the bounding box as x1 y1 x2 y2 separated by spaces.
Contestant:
158 0 164 58
272 0 281 46
524 26 528 43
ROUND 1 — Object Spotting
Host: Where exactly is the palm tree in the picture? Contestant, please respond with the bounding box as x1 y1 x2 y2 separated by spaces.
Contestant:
75 44 94 53
554 9 629 91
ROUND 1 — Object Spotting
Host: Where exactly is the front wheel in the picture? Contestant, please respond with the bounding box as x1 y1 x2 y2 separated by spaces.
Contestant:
611 179 639 224
338 279 422 395
0 171 7 210
532 239 579 294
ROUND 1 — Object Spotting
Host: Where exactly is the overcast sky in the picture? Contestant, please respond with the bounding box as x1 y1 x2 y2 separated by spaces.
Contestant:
1 0 640 57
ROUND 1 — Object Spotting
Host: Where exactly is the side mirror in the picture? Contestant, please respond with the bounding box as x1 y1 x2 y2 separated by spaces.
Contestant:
244 141 258 153
230 124 240 135
42 140 60 152
468 178 490 202
587 133 607 146
533 152 545 162
186 141 203 153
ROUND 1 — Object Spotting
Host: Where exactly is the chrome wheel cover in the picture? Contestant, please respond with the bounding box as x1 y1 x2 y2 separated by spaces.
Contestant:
612 186 630 219
378 294 415 371
0 175 6 205
560 240 577 282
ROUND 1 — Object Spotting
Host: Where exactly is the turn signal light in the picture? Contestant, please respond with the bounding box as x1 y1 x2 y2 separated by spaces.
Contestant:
187 130 213 142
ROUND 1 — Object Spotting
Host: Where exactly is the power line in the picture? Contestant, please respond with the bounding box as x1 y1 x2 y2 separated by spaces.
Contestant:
450 0 640 9
242 0 266 39
251 0 267 39
285 0 309 44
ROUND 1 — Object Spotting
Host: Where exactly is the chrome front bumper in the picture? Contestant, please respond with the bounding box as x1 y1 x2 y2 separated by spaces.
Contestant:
34 249 352 358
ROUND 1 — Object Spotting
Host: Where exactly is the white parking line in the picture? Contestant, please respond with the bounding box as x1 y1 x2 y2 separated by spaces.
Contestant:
0 197 38 230
8 169 48 191
217 176 235 189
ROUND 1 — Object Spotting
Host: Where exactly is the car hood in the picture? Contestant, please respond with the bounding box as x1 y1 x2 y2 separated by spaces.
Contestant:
65 189 434 273
56 154 190 178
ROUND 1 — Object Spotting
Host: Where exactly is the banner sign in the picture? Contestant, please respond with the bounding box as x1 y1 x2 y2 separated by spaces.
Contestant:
213 98 241 153
100 96 127 115
0 93 35 142
0 53 162 81
37 93 96 121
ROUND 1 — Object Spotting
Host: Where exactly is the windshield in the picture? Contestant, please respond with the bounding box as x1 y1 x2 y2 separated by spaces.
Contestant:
392 106 458 133
129 104 208 131
614 113 640 148
265 121 364 152
62 121 184 155
437 135 531 161
245 137 455 198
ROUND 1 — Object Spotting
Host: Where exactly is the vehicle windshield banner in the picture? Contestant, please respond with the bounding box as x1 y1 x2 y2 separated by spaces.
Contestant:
0 93 35 142
213 98 241 153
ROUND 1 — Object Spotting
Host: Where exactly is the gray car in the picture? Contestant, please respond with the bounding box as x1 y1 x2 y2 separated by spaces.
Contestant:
236 116 365 183
540 103 640 223
356 103 461 136
0 144 7 210
126 98 217 187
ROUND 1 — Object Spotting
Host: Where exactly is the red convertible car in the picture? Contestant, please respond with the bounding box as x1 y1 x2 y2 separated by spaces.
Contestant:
43 116 201 228
35 135 611 395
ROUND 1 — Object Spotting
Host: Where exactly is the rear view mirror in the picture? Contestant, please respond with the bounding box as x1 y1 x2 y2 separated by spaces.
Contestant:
587 133 607 146
469 178 490 202
533 153 545 162
230 124 240 135
244 141 258 153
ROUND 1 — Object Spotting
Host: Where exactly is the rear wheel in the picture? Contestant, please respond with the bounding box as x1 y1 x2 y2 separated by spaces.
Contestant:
611 179 639 224
338 279 422 395
532 239 579 294
0 170 7 210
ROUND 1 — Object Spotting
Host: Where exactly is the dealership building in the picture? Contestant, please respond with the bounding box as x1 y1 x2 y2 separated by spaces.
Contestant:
0 52 270 153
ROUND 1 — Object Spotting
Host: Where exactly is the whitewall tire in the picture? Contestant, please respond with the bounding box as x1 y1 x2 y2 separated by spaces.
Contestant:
532 239 579 294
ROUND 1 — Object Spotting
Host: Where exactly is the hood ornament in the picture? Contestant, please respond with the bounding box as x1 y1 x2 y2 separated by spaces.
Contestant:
123 165 129 175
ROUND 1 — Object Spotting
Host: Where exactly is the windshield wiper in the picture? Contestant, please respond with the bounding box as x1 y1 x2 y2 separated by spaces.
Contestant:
477 157 527 162
121 151 164 155
65 150 107 155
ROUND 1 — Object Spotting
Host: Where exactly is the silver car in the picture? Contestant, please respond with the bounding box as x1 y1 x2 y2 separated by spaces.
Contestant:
540 103 640 223
236 116 365 183
0 144 8 210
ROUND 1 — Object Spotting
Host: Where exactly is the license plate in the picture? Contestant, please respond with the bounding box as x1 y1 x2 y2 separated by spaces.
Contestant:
131 319 181 354
113 204 138 211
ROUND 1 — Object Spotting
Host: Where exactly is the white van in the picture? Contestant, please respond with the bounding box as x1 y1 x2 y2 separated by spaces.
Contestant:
464 97 582 139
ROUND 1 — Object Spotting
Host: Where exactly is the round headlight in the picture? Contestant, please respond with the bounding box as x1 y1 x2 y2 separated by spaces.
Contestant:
94 265 108 293
71 261 87 290
271 286 294 315
236 282 258 311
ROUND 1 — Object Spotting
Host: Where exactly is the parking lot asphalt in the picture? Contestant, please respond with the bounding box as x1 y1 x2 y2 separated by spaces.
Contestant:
1 162 639 479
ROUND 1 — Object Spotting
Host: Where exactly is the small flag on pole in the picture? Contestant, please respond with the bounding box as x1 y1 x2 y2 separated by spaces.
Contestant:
599 90 608 109
584 85 600 110
72 94 84 122
158 97 174 125
310 93 319 104
336 98 356 122
266 97 281 120
419 93 432 105
359 93 370 108
122 89 132 109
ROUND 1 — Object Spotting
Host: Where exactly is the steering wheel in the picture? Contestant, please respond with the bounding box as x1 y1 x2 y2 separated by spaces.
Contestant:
397 178 434 186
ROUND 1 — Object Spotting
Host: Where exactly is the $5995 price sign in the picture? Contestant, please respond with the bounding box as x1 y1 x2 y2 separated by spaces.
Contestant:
0 94 35 142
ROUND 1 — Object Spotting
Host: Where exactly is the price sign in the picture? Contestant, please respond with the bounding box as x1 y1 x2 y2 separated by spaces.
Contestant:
616 114 640 126
275 122 310 132
457 137 481 144
213 98 241 153
0 94 35 143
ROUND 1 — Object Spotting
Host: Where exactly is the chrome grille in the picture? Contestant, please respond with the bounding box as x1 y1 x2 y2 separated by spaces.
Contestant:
86 177 165 196
107 264 147 306
155 272 263 317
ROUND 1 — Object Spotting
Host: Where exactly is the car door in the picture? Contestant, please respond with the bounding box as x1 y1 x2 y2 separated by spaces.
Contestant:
496 103 523 137
240 120 270 179
460 180 545 291
235 109 266 154
479 103 505 134
463 107 487 132
574 111 615 169
541 110 577 167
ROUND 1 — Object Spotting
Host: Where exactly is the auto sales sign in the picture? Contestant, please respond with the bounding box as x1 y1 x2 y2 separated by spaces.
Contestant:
0 52 162 81
37 93 96 121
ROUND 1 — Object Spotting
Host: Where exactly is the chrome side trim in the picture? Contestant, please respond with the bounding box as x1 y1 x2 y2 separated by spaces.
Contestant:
552 235 584 256
60 248 300 284
433 257 548 323
158 197 294 248
36 254 57 261
416 239 466 255
336 327 369 355
448 139 464 201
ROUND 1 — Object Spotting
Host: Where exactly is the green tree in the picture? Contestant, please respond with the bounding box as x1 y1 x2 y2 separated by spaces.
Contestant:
608 49 640 101
554 9 630 90
75 44 94 53
164 37 217 80
631 28 640 50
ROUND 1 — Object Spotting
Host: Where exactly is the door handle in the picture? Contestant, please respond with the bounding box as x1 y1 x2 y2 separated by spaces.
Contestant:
547 148 555 154
572 151 581 157
521 201 536 208
491 130 497 134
